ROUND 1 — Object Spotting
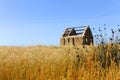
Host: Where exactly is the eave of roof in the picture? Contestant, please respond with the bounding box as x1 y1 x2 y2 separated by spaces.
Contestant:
61 35 83 38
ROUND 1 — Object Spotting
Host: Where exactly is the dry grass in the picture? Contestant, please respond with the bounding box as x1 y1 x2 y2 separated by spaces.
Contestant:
0 45 120 80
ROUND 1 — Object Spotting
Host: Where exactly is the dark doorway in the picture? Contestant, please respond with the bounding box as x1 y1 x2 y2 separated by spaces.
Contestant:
63 38 65 45
72 38 75 45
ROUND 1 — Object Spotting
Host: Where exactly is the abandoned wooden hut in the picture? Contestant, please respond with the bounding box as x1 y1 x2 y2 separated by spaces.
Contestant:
60 25 94 46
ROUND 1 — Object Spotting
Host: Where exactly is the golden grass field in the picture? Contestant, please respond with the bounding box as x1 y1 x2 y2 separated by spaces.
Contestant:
0 45 120 80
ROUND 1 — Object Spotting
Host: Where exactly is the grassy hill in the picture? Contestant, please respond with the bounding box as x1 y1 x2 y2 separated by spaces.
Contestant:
0 45 120 80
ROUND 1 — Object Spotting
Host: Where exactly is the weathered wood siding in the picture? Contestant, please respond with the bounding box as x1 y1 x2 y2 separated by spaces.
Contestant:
60 36 83 46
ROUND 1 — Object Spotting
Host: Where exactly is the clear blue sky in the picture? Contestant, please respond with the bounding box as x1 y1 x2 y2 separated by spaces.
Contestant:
0 0 120 46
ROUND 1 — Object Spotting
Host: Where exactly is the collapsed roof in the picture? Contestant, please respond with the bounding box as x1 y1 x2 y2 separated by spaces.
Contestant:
62 26 88 37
